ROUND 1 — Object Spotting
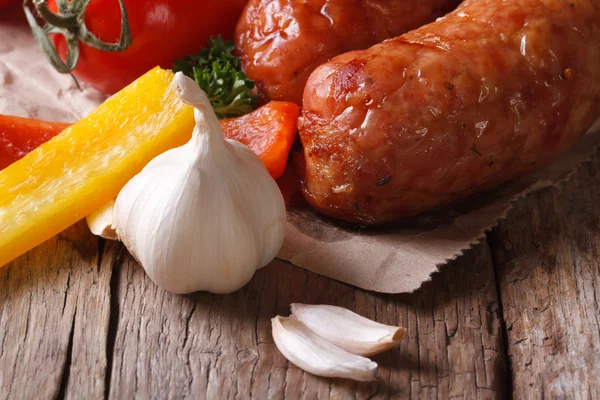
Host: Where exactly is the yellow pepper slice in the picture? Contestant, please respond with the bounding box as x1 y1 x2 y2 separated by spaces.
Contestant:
0 67 194 267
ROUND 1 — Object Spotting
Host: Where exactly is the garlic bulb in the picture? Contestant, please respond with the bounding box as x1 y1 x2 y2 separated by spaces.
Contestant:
112 72 286 294
271 316 378 381
290 303 406 356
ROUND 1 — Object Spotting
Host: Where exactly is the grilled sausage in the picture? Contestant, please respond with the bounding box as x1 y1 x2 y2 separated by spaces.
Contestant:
298 0 600 225
235 0 461 104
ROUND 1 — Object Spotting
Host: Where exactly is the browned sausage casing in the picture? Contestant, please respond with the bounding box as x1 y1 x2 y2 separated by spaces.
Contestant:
235 0 461 104
299 0 600 225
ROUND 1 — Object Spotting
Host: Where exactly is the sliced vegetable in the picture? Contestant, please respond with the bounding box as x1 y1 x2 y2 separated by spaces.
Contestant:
0 67 195 267
0 115 69 170
221 101 299 179
174 37 258 118
1 99 299 184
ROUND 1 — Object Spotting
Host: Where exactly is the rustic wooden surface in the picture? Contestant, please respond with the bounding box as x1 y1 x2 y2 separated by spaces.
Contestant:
0 153 599 399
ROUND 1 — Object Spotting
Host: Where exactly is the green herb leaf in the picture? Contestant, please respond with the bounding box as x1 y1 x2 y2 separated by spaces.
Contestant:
173 36 257 119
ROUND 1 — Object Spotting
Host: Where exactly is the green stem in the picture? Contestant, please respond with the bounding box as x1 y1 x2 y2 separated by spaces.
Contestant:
32 0 78 27
23 0 132 76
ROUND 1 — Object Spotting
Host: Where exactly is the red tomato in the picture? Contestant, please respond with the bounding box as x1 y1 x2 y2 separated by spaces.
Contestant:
47 0 247 94
0 0 17 7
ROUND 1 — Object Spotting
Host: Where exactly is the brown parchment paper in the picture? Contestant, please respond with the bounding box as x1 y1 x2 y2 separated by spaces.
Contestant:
2 8 599 293
0 8 105 120
279 119 600 293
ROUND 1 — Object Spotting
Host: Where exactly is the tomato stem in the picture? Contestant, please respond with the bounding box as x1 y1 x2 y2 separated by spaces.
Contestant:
32 0 78 27
24 0 132 77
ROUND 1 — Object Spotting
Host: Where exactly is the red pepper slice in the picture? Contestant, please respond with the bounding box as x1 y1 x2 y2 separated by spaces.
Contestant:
0 115 69 170
1 101 300 181
220 101 299 179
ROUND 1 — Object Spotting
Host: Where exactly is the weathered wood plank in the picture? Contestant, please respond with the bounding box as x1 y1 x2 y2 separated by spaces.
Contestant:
490 153 600 399
0 221 113 400
0 223 506 399
106 240 505 399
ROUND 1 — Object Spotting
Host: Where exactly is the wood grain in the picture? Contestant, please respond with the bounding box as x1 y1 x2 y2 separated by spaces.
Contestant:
490 154 600 399
0 231 505 399
1 154 599 399
105 240 504 399
0 222 112 400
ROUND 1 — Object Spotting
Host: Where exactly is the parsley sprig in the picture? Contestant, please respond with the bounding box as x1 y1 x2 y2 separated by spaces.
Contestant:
173 37 257 119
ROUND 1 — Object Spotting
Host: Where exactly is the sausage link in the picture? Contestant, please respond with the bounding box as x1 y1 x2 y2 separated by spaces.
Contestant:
298 0 600 225
235 0 461 104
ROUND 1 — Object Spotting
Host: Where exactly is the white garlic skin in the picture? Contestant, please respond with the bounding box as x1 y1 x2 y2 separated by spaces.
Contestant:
290 303 406 356
113 73 286 294
271 316 378 381
86 199 117 240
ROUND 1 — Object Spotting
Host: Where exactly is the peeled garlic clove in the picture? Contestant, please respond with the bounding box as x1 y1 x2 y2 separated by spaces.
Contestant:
291 304 406 357
86 199 117 240
271 316 378 381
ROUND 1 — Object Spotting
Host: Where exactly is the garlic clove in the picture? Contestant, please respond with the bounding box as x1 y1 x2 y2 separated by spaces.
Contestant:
290 304 406 357
86 199 117 240
271 316 378 381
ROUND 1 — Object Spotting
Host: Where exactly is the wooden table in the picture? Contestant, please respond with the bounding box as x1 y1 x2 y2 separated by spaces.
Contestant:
1 152 599 399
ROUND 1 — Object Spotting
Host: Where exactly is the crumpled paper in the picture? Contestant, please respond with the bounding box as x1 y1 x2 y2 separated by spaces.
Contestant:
2 7 599 293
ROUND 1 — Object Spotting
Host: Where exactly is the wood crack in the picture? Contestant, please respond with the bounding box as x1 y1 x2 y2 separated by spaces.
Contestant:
96 239 106 274
182 303 196 351
61 271 71 317
488 232 514 400
104 247 123 400
57 309 77 400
